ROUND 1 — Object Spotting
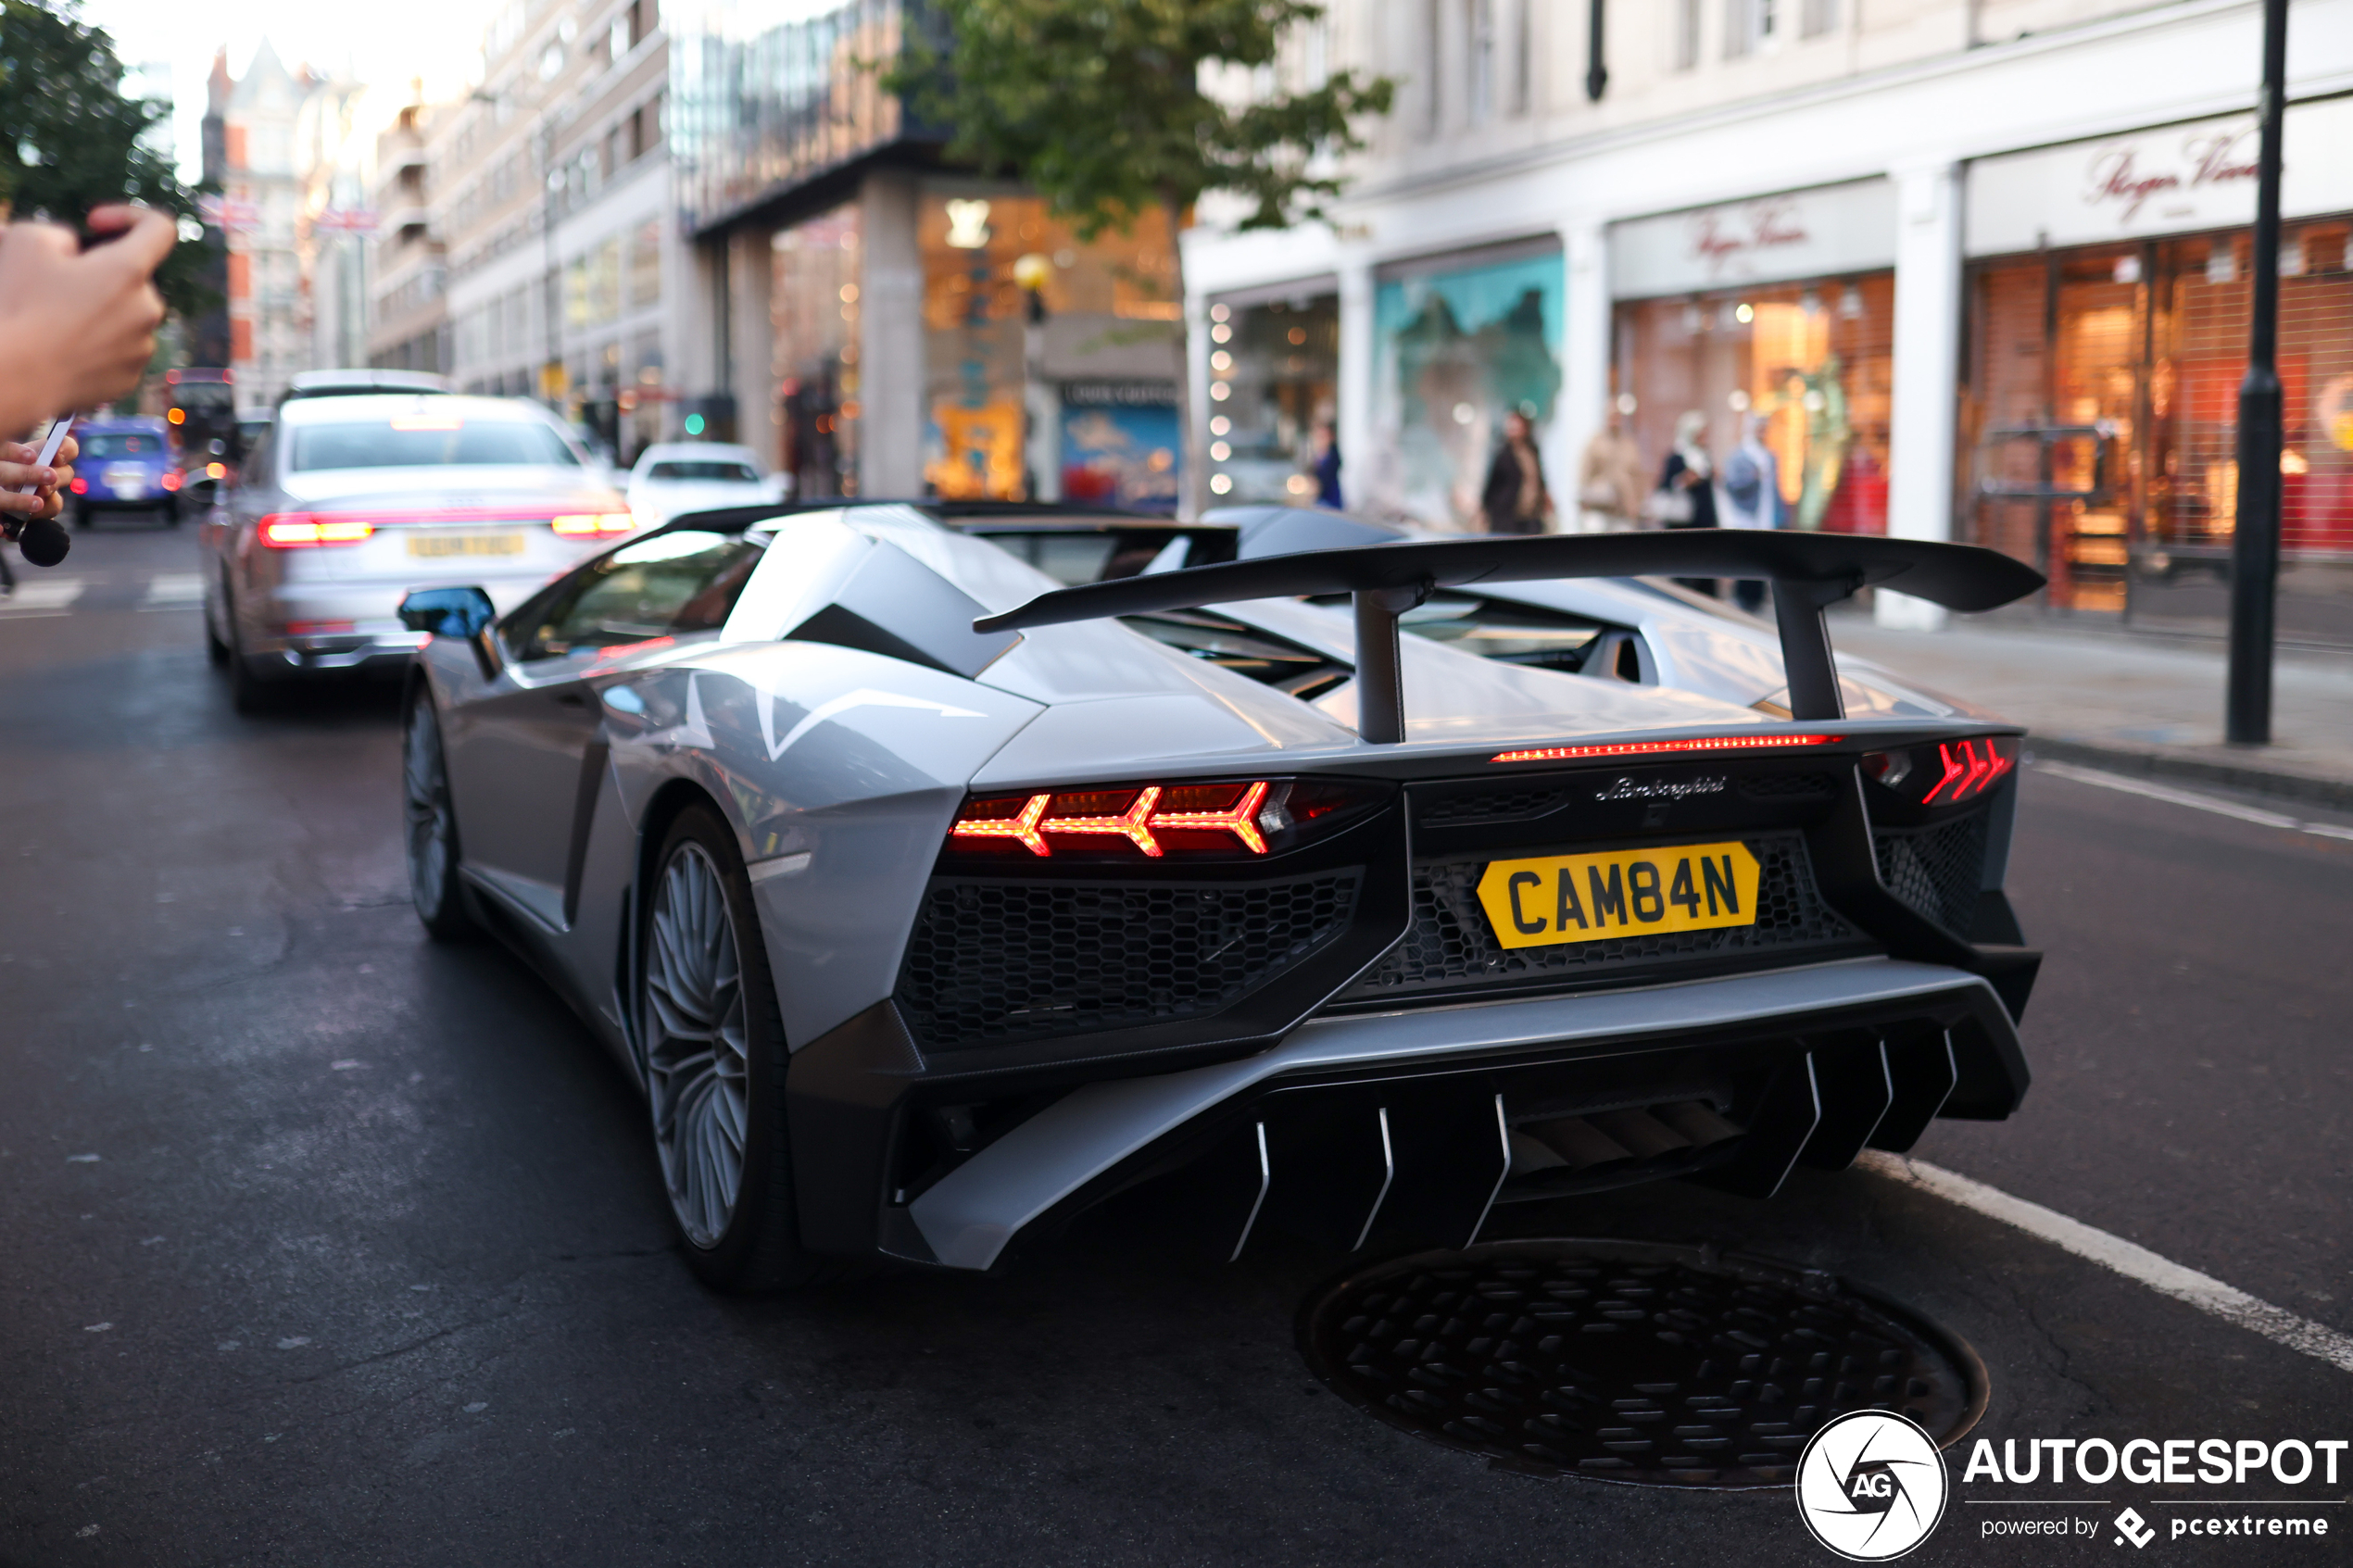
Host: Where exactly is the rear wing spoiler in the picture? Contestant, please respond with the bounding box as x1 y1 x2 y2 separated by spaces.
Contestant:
974 530 2045 743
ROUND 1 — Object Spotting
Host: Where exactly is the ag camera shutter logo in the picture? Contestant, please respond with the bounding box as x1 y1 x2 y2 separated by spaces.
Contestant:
1795 1410 1950 1561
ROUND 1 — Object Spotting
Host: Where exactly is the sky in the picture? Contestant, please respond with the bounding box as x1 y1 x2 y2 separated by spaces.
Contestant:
80 0 492 183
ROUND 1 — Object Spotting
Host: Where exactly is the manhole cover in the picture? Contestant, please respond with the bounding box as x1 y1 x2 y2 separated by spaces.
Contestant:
1299 1238 1985 1489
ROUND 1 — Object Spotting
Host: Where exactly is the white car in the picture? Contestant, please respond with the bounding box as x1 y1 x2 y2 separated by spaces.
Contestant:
199 394 635 712
625 443 786 524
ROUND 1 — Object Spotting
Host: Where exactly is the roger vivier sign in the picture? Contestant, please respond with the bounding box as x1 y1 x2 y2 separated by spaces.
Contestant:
1610 179 1895 300
1968 96 2353 257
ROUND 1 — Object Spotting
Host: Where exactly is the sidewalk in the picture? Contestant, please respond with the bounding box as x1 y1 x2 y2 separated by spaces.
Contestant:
1832 616 2353 809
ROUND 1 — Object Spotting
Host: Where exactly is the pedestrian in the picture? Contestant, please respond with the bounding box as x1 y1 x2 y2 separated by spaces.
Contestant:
1718 411 1781 614
1655 409 1718 596
1575 400 1644 533
0 205 177 440
1478 406 1552 535
1311 420 1342 508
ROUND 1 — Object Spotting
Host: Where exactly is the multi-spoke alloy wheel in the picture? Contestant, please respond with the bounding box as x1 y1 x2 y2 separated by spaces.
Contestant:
635 808 824 1292
402 697 473 939
644 839 751 1250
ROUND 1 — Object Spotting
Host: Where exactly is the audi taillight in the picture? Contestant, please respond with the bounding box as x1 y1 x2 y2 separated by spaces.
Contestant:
551 512 636 536
1864 734 2020 806
946 777 1387 861
161 470 182 492
261 513 374 546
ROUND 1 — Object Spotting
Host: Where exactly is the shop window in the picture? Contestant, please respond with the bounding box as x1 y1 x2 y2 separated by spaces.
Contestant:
773 205 862 499
915 187 1180 502
1372 245 1566 527
1614 273 1892 537
1206 297 1339 506
1963 220 2353 623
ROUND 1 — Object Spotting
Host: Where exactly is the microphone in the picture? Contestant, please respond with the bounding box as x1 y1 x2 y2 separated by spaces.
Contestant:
16 515 69 567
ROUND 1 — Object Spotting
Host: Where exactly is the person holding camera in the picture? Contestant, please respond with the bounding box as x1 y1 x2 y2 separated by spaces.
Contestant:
0 205 174 578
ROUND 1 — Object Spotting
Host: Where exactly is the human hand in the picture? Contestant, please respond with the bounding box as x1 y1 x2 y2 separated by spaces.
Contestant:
0 207 177 427
0 432 78 523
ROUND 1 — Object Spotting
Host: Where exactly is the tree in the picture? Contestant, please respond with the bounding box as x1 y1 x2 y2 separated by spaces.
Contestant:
892 0 1393 515
0 0 214 321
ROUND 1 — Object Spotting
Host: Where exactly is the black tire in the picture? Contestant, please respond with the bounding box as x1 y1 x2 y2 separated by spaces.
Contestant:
224 596 279 714
162 499 182 528
401 694 476 941
204 575 231 666
69 504 90 531
640 804 828 1293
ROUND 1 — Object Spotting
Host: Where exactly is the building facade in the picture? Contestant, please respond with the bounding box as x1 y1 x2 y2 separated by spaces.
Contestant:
426 0 679 463
217 41 312 409
1184 0 2353 629
369 102 450 374
669 0 1186 503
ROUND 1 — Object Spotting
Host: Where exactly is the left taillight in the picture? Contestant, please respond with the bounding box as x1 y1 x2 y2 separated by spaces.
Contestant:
551 512 636 536
260 513 374 547
945 777 1386 861
1864 734 2020 806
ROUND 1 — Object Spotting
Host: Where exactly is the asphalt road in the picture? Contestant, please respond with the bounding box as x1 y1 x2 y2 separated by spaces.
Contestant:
4 524 2348 1567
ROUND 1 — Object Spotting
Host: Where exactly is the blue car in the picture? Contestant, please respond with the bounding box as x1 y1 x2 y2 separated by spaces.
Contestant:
69 417 184 528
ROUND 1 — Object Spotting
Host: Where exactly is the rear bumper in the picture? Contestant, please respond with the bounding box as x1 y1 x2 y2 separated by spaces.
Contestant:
791 955 2026 1273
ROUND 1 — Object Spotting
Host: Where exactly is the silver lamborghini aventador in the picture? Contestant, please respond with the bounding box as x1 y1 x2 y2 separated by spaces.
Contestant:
398 505 2044 1291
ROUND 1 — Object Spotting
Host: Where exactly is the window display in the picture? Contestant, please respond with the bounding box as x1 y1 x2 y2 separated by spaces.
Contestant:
1965 220 2353 621
917 187 1178 501
1614 272 1893 538
1204 295 1337 505
1367 245 1563 528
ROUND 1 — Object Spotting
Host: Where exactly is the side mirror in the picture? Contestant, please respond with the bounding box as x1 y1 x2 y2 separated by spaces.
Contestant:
398 585 497 637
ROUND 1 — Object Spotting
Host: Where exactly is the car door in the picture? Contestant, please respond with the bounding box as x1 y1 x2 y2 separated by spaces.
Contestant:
447 527 768 929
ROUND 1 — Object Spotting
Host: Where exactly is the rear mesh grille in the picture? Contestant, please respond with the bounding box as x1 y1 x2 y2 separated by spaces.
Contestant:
1417 788 1573 826
1873 812 1991 935
1337 833 1861 1004
897 872 1361 1051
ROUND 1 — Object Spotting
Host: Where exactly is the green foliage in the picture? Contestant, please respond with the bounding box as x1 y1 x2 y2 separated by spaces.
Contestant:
0 0 216 320
891 0 1394 237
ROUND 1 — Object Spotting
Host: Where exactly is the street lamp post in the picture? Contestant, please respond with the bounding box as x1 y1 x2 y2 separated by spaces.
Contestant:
2225 0 2289 746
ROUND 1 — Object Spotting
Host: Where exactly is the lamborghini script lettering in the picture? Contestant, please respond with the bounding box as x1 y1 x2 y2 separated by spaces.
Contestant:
1592 775 1728 802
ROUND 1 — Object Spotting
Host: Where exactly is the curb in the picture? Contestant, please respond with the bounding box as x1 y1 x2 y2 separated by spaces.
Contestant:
2022 735 2353 814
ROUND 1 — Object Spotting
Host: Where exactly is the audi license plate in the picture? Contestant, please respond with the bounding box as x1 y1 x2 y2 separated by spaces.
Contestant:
409 533 525 558
1475 841 1762 949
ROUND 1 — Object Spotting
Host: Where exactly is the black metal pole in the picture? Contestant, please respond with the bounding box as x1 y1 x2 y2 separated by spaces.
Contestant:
2226 0 2289 746
1585 0 1608 103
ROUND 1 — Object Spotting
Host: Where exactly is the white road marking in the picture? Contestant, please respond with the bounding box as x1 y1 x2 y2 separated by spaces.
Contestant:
2034 759 2353 842
142 572 205 607
1860 1151 2353 1376
0 576 87 614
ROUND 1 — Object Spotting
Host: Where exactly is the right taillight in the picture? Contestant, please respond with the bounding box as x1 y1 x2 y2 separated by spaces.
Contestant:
1865 734 2019 806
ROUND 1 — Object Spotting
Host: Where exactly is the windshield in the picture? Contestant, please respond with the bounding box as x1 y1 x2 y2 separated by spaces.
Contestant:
287 418 580 472
81 433 164 460
646 460 760 483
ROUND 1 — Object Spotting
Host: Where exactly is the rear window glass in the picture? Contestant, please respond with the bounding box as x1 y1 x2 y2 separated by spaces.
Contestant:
287 419 579 472
646 460 760 483
82 433 162 459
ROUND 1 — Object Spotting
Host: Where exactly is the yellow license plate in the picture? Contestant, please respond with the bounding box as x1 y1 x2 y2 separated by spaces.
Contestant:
1475 841 1763 949
408 532 525 558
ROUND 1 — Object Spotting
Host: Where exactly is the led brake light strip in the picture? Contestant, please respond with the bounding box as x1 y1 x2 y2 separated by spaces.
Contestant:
1491 734 1840 765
